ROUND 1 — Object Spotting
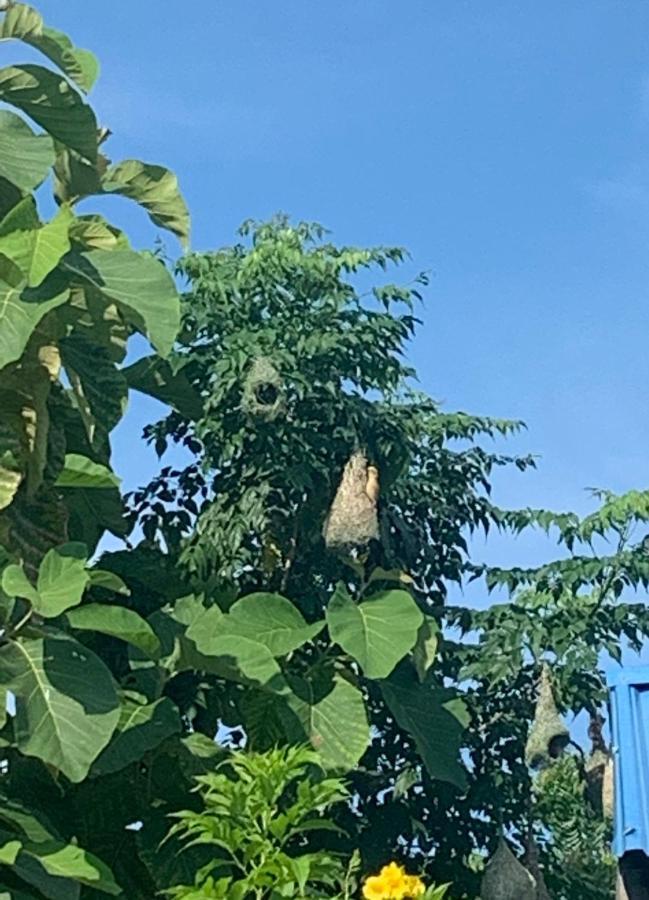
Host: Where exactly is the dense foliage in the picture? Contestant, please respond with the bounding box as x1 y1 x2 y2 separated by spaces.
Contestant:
0 5 645 900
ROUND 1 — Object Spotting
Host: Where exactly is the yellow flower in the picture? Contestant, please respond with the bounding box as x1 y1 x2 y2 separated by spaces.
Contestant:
361 862 426 900
405 875 426 897
362 875 388 900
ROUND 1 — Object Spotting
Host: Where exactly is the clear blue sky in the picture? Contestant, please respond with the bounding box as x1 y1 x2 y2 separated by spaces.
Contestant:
34 1 649 585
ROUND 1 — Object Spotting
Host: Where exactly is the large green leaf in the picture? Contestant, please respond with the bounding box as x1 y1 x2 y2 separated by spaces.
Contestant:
21 843 119 895
282 675 370 771
0 835 21 864
61 486 127 553
91 697 180 777
185 610 286 689
0 110 54 191
102 160 190 246
60 331 128 447
412 616 439 682
0 5 99 93
0 206 72 287
65 604 159 657
222 593 324 657
54 454 120 489
63 250 179 357
0 65 97 161
0 256 69 370
32 543 89 618
381 668 468 789
1 562 38 605
122 354 203 420
0 633 120 782
326 585 423 679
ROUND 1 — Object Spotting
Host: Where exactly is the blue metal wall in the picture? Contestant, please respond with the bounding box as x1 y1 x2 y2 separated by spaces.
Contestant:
608 666 649 858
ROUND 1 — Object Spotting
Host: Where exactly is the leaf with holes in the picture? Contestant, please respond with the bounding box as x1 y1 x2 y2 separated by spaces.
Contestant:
326 584 423 678
0 633 120 782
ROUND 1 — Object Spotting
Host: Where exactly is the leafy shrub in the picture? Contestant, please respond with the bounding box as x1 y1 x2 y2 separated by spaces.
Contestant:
166 745 354 899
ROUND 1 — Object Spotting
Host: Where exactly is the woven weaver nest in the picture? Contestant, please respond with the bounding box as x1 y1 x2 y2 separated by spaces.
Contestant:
481 838 537 900
242 356 286 421
525 663 570 770
585 750 614 820
323 451 379 555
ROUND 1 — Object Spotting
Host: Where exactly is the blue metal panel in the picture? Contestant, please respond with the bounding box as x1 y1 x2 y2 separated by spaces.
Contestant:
608 666 649 858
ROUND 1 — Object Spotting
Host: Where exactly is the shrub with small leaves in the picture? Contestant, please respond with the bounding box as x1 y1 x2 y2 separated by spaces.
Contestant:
165 745 352 900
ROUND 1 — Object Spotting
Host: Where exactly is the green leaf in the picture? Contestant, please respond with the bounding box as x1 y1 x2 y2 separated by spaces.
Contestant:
102 160 190 246
1 563 39 605
0 5 99 92
91 697 180 777
87 569 130 595
68 214 128 252
188 618 286 689
20 842 120 895
54 454 120 489
61 486 128 554
0 206 72 287
35 543 89 618
63 250 180 357
412 616 439 682
381 668 468 789
0 256 69 370
65 604 159 657
283 675 370 771
223 593 324 657
0 836 21 864
60 331 128 443
326 585 423 679
0 65 97 161
0 195 39 237
122 354 203 420
0 110 54 191
0 633 120 782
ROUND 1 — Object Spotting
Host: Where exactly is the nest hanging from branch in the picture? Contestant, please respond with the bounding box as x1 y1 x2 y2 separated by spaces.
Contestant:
481 838 537 900
242 356 286 421
323 451 380 555
525 663 570 770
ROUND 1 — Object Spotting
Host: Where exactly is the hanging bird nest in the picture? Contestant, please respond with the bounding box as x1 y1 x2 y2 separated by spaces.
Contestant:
584 749 609 815
323 451 380 554
525 663 570 770
481 838 537 900
242 356 286 421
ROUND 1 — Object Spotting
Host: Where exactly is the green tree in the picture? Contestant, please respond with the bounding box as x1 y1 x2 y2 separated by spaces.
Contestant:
133 219 649 898
0 3 195 897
